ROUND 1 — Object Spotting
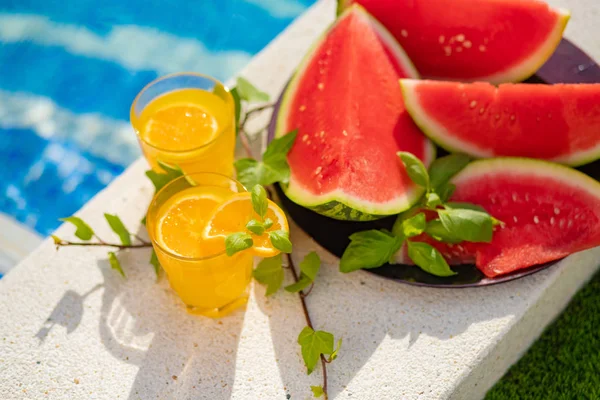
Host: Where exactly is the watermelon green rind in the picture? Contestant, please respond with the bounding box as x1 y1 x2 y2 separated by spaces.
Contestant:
479 8 570 84
400 79 493 158
275 5 430 221
400 79 600 167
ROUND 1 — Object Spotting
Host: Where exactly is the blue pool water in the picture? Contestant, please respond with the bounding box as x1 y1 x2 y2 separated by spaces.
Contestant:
0 0 315 274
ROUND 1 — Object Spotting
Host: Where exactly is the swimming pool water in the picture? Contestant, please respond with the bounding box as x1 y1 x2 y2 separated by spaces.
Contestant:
0 1 314 232
0 0 315 274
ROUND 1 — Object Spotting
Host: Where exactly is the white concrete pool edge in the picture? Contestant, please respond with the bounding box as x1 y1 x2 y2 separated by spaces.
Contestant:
1 0 599 399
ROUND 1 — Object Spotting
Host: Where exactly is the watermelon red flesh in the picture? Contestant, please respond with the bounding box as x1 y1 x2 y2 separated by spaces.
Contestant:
401 80 600 167
423 158 600 278
341 0 569 83
276 5 434 217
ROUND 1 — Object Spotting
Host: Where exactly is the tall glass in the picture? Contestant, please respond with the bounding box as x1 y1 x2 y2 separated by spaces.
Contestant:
146 173 253 318
131 73 236 177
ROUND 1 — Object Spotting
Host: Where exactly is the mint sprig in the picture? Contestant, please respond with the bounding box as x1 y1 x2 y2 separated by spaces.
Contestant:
340 153 497 277
224 184 292 256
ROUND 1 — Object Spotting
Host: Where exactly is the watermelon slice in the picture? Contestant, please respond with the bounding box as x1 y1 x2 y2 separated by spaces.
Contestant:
403 158 600 278
339 0 570 83
401 80 600 166
275 5 435 221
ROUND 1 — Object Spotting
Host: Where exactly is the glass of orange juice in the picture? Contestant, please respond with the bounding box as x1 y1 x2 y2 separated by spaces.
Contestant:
146 172 253 318
131 73 236 177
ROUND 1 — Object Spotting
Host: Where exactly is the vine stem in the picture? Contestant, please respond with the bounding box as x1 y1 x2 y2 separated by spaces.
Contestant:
56 241 152 250
238 103 275 159
286 252 329 400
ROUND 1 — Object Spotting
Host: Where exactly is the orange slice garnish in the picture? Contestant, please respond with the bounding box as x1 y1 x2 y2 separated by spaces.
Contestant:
204 192 289 257
155 186 233 258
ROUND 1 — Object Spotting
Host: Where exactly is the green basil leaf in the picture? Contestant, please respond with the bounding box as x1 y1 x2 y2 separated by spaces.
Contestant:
263 218 274 229
445 202 488 213
428 154 471 190
269 230 292 253
297 326 334 375
236 77 270 103
426 192 442 209
251 185 268 218
59 216 94 241
108 252 126 278
391 204 421 237
402 213 426 238
438 208 494 243
406 241 456 277
340 230 403 273
246 219 265 236
425 220 463 244
253 255 284 296
234 158 290 189
104 214 131 246
437 182 456 203
225 232 254 256
398 151 429 189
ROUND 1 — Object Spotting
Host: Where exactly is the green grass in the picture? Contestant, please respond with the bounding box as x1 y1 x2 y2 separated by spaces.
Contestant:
486 270 600 400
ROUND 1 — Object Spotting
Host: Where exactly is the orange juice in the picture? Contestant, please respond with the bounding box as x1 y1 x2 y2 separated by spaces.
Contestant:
147 173 252 318
131 74 235 177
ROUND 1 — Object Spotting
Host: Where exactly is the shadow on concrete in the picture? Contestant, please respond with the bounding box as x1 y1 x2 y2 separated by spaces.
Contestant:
256 237 518 398
92 224 246 400
35 284 103 342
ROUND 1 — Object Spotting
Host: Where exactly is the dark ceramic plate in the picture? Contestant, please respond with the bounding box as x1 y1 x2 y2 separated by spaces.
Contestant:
267 39 600 288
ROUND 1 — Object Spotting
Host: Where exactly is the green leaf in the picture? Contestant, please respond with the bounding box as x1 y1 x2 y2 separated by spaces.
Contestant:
253 255 284 296
60 216 94 241
51 235 62 245
236 77 270 103
437 182 457 203
425 220 463 244
246 219 265 236
284 274 312 293
104 214 131 246
391 204 421 237
234 158 288 189
145 161 184 192
398 151 429 189
263 218 274 229
311 385 324 398
108 252 126 278
251 185 268 218
234 130 298 189
141 215 147 226
299 251 320 280
402 213 426 238
329 338 342 362
445 202 488 213
150 250 161 278
269 230 292 253
230 86 242 135
297 326 334 375
225 232 253 256
263 130 297 164
285 252 321 293
340 230 403 273
438 208 494 243
406 241 456 277
426 192 442 209
428 154 471 190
